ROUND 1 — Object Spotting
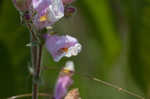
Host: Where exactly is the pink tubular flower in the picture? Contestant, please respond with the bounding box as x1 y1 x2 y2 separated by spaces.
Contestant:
32 0 64 29
54 75 73 99
12 0 31 11
54 61 75 99
45 34 82 62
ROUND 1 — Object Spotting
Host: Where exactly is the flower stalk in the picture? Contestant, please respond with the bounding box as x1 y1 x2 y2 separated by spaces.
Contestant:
7 93 51 99
12 0 81 99
26 22 43 99
32 37 43 99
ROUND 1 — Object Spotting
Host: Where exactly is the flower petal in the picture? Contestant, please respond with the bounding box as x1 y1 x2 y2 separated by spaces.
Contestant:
32 0 64 29
45 34 82 62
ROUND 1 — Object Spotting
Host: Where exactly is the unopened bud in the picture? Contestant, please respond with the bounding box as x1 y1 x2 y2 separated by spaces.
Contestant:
62 0 75 5
12 0 31 11
65 6 76 17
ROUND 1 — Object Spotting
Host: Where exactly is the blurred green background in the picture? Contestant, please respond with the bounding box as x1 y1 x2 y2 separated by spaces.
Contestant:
0 0 150 99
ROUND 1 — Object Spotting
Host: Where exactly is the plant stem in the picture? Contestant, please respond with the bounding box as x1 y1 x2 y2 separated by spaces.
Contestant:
32 83 38 99
7 93 51 99
36 44 43 79
32 43 38 99
26 23 37 72
33 44 43 99
27 23 37 41
26 23 39 99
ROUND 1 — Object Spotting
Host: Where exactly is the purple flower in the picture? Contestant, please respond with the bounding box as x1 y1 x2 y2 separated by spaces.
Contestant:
32 0 64 29
54 61 75 99
32 0 51 13
54 75 73 99
45 34 82 62
12 0 31 11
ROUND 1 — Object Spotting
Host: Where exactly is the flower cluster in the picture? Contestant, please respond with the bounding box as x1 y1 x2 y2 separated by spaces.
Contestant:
12 0 80 61
13 0 76 28
12 0 81 98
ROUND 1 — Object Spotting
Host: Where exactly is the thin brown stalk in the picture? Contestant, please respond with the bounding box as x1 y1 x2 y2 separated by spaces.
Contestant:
77 72 145 99
26 23 37 70
36 45 43 78
26 23 37 41
32 44 43 99
7 93 51 99
26 22 39 99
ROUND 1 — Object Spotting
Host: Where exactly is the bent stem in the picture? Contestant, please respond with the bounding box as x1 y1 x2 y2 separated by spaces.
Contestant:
7 93 51 99
79 73 145 99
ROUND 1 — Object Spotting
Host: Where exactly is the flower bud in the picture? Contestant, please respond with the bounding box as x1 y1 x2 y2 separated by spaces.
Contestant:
64 6 76 17
12 0 31 11
62 0 75 5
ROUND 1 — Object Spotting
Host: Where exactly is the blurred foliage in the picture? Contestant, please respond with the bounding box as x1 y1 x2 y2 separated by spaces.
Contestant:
0 0 150 99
